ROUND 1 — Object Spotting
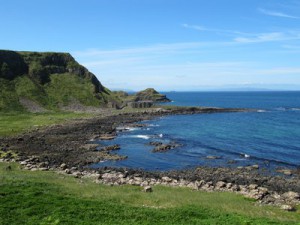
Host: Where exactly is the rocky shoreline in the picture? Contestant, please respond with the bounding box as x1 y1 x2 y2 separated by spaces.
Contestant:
1 106 299 211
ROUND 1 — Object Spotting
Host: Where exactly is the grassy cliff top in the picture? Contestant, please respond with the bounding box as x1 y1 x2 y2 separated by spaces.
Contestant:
0 50 119 112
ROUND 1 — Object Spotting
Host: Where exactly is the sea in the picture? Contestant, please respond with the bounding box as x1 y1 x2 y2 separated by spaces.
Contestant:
91 91 300 171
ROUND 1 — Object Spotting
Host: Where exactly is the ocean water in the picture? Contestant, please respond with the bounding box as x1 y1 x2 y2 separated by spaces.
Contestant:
91 91 300 171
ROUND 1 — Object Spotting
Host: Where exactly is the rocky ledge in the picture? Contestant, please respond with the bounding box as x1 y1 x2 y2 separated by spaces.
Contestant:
8 156 300 212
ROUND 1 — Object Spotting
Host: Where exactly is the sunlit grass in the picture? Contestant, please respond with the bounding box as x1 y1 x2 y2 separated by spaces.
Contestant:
0 112 93 136
0 162 299 225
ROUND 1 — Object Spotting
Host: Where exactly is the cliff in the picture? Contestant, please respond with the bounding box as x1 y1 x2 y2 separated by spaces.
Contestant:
0 50 118 112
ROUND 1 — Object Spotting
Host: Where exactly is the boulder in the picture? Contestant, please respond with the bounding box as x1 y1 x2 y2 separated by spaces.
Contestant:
143 186 153 193
280 205 295 211
215 181 226 189
205 155 221 160
282 191 300 201
60 163 67 170
248 184 258 190
162 176 172 182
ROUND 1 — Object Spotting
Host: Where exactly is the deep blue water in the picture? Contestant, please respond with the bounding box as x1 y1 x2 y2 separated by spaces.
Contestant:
91 91 300 171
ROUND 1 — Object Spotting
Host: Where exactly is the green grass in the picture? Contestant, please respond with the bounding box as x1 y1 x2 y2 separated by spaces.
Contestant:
0 163 299 225
0 74 118 112
45 73 103 107
0 112 93 136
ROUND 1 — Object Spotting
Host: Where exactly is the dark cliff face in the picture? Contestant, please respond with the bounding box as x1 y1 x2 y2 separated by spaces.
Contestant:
0 50 28 80
0 50 105 93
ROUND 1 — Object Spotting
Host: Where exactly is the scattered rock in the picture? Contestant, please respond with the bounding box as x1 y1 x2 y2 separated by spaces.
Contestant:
81 144 99 151
143 186 152 192
282 191 300 201
152 142 182 153
101 145 121 151
205 156 221 160
215 181 226 189
148 142 163 146
280 205 295 211
248 184 258 190
99 135 116 140
276 169 293 176
60 163 67 170
162 176 172 182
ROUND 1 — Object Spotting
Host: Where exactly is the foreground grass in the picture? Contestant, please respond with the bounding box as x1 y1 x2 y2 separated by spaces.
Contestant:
0 163 299 225
0 112 94 136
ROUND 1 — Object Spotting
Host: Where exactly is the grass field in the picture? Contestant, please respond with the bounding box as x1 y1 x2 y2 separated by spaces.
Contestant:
0 112 93 136
0 162 299 225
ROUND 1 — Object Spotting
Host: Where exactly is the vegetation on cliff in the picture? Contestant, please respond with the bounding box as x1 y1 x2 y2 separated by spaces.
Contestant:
0 50 119 112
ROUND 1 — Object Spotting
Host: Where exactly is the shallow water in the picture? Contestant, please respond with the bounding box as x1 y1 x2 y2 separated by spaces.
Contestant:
91 91 300 171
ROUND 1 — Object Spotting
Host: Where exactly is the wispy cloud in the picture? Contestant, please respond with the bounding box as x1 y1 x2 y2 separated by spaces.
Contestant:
258 8 299 19
73 41 232 59
181 23 246 35
74 42 207 57
258 67 300 75
234 32 286 43
234 31 300 43
182 23 300 44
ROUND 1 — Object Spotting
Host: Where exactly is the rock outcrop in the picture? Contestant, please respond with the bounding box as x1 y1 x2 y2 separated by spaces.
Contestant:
113 88 171 109
134 88 171 102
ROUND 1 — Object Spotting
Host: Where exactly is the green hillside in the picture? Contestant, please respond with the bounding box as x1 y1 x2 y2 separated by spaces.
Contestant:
0 50 119 112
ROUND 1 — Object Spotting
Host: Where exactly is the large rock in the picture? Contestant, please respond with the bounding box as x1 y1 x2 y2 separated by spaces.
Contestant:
143 186 153 192
282 191 300 201
151 142 182 153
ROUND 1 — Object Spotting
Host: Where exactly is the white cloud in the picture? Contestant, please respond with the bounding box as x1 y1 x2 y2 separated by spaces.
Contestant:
182 23 206 31
82 57 143 67
258 8 299 19
258 67 300 75
181 23 246 35
234 32 285 43
73 42 214 58
182 23 300 44
234 32 300 43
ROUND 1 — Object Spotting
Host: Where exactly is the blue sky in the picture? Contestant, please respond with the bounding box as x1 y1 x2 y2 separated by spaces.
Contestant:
1 0 300 91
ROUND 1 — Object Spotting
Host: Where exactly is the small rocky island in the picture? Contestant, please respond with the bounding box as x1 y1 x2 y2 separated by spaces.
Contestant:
112 88 171 108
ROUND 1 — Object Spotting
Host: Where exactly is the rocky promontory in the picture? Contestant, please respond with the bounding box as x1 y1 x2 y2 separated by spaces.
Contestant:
113 88 171 109
134 88 171 102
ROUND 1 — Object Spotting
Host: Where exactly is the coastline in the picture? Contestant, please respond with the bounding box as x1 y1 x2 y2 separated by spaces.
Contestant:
1 106 299 209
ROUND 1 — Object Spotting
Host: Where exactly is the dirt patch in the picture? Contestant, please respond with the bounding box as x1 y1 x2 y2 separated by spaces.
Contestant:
19 98 48 113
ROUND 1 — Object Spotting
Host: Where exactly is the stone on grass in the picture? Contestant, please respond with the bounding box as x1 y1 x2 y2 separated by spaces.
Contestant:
60 163 67 170
143 186 152 192
280 205 295 211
